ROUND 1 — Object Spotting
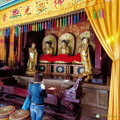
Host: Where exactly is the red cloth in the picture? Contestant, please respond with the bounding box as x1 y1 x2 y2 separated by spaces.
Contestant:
40 54 53 62
39 53 81 63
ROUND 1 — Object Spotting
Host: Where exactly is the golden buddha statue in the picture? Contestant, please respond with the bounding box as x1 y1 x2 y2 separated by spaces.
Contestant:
53 40 72 63
59 40 70 55
78 37 92 82
26 43 38 76
43 41 54 55
39 41 54 63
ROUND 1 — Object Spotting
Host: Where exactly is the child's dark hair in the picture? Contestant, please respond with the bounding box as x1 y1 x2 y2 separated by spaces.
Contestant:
34 73 43 82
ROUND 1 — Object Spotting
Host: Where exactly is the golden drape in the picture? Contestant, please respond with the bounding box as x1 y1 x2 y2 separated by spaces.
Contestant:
85 0 120 120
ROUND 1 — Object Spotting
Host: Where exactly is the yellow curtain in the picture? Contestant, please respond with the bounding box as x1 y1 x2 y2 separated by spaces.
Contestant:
85 0 120 120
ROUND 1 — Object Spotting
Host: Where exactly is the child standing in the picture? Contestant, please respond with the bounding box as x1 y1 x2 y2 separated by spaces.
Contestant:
29 73 47 120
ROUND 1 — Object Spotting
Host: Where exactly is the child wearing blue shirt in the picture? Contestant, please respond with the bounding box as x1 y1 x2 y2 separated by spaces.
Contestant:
29 73 47 120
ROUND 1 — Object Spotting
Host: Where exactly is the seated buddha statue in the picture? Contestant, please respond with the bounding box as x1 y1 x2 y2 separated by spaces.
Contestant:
53 40 73 63
78 37 92 82
40 41 54 63
43 41 54 55
59 40 70 55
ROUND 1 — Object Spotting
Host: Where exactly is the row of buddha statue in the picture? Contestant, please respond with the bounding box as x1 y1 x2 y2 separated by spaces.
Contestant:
25 32 93 82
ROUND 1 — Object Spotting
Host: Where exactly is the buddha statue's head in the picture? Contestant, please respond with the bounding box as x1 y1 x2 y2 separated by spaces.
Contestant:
61 40 68 47
31 43 36 48
45 41 51 48
81 37 89 44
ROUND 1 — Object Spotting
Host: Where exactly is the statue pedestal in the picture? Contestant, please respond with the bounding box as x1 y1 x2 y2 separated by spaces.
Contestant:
25 70 36 76
38 63 51 74
52 64 70 76
70 64 84 75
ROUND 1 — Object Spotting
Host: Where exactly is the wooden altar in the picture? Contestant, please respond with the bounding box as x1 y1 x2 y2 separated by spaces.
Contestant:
0 75 83 120
0 75 109 120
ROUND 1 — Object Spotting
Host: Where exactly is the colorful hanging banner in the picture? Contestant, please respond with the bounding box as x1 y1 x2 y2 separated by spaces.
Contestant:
0 31 5 60
0 0 104 29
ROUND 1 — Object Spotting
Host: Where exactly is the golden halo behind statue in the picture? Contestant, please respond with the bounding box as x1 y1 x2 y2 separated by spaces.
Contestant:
58 33 75 55
42 34 57 55
75 31 95 54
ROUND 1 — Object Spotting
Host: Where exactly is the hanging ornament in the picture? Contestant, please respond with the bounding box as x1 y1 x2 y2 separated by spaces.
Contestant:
37 23 39 31
80 12 82 21
56 18 59 27
65 17 67 26
68 15 70 25
63 17 64 27
45 21 47 29
23 26 25 33
42 22 44 30
77 13 80 23
60 18 62 27
32 24 36 31
84 12 87 21
35 23 38 31
98 9 101 18
73 14 77 24
30 24 32 31
47 21 49 29
93 11 97 19
101 9 104 18
27 24 29 32
40 23 42 31
71 15 73 24
25 25 28 32
28 24 31 32
52 19 56 28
